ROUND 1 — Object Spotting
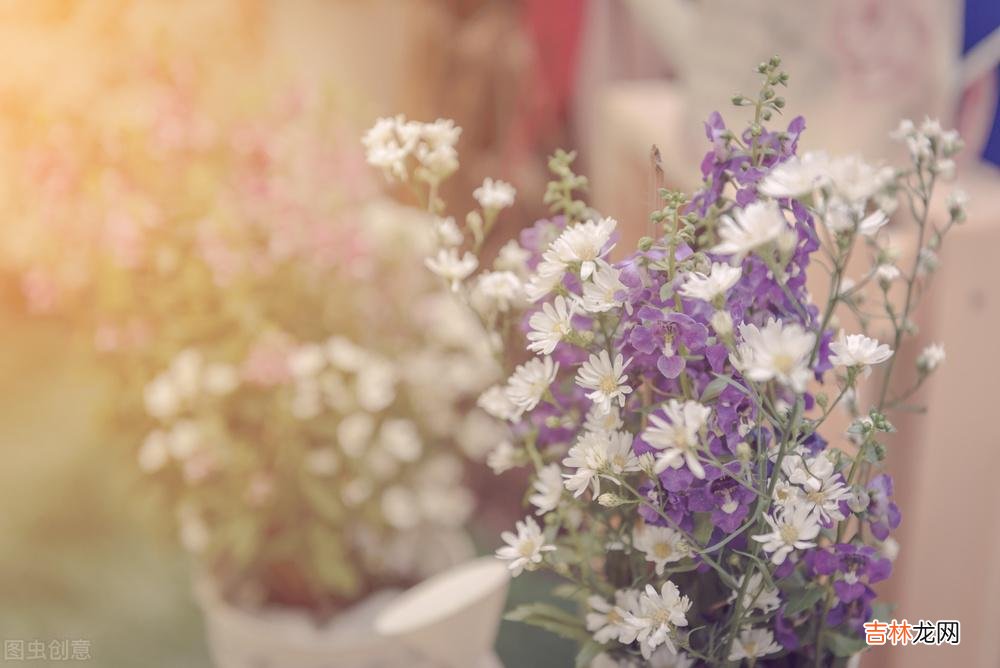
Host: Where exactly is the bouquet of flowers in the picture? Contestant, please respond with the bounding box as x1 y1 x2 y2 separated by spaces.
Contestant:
0 7 501 619
365 58 961 665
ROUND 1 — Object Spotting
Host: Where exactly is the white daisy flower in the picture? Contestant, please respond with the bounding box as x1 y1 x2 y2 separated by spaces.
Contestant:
495 516 556 576
829 330 893 375
643 399 712 479
917 343 946 372
550 217 617 279
527 295 576 355
627 582 692 659
633 525 690 575
582 261 626 312
584 404 623 433
505 356 559 418
523 257 567 302
587 589 642 644
425 248 478 291
780 452 851 523
562 429 640 497
712 201 788 256
732 319 816 393
728 627 782 662
473 177 517 210
576 350 633 413
758 152 831 198
679 262 742 303
751 498 822 565
529 464 564 515
826 155 887 204
727 572 782 614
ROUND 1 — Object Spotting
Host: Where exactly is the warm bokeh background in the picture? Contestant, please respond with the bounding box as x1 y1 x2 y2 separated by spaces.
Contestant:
3 2 999 667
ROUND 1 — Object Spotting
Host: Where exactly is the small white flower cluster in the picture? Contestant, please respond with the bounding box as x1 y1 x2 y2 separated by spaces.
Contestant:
891 117 963 178
361 115 461 183
586 582 693 660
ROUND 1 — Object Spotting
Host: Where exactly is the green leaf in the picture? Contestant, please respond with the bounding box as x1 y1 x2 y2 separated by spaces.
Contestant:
783 587 825 617
825 630 867 658
552 583 591 604
700 374 732 403
505 603 591 643
575 640 606 668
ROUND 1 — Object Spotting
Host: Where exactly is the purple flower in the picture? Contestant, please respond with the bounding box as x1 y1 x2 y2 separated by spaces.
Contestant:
807 543 891 631
688 464 755 533
866 474 902 540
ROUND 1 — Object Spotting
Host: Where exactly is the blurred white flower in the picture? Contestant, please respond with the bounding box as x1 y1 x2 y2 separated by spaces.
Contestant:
917 343 946 372
758 151 831 198
529 464 564 515
304 447 339 476
471 270 524 316
382 486 421 530
487 440 519 474
144 375 180 420
727 572 781 614
830 330 893 375
728 627 782 662
473 177 516 210
425 248 478 291
712 201 788 256
203 363 238 395
477 385 518 421
494 240 532 276
289 343 326 378
337 413 375 458
138 430 170 473
379 418 422 462
433 216 464 246
505 356 559 418
587 589 641 644
679 262 741 302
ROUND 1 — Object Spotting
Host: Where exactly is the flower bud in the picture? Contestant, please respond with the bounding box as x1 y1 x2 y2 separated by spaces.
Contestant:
847 486 870 514
736 441 753 462
710 310 734 340
597 493 627 508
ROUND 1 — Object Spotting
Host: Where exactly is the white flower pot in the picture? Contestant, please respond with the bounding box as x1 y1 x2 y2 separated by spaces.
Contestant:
196 558 508 668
